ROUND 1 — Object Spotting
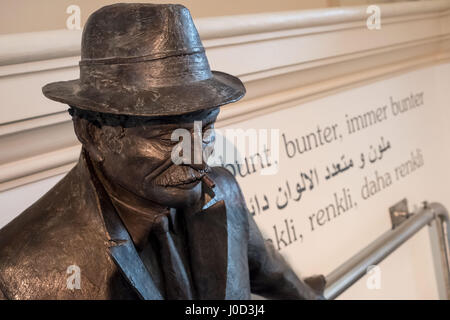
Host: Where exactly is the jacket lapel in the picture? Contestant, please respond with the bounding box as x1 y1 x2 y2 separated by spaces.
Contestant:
100 192 163 300
184 185 228 300
84 152 163 300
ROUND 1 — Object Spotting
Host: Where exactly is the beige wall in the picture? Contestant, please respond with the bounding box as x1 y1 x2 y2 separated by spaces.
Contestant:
1 0 334 35
0 0 419 35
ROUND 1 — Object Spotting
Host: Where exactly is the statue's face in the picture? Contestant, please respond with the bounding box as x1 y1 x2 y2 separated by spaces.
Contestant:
87 108 219 208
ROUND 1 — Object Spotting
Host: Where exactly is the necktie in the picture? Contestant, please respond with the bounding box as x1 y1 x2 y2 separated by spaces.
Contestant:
153 214 194 300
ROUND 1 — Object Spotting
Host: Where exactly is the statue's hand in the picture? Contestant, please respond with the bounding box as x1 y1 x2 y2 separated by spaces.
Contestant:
303 275 327 300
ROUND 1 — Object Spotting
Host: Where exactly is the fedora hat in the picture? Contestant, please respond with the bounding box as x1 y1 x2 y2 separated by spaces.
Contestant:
42 3 246 117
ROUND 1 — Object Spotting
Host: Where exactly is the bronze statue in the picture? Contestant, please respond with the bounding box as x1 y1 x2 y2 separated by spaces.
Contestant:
0 3 325 300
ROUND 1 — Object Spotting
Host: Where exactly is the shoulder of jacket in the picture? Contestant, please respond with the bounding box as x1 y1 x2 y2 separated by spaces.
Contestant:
0 160 110 298
209 166 243 197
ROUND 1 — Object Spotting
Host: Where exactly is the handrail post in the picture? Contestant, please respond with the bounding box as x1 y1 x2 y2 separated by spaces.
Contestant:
430 203 450 298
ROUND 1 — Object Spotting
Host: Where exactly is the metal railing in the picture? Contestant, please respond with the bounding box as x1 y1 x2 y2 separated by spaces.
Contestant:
323 202 450 300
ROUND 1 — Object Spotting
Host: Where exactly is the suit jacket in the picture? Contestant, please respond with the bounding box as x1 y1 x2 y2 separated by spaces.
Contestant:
0 152 320 300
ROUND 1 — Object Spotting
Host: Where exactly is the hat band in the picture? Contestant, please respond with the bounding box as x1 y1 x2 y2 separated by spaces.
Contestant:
80 52 212 89
79 47 205 66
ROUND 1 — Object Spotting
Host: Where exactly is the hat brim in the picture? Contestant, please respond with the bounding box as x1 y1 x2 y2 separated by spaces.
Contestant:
42 71 245 117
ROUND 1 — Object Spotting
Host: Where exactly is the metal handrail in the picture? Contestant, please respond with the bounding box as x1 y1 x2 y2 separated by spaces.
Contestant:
323 202 450 300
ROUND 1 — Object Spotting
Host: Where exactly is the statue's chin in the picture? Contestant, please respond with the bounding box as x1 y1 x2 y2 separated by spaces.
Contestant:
142 182 203 209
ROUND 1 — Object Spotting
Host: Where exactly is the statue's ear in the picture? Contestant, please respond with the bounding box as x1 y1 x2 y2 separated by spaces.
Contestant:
72 117 105 163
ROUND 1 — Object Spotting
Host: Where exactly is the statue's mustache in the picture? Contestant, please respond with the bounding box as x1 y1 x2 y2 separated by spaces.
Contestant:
144 157 208 187
153 165 206 187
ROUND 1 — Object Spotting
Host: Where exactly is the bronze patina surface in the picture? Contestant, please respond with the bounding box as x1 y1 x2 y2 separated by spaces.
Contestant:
0 3 325 300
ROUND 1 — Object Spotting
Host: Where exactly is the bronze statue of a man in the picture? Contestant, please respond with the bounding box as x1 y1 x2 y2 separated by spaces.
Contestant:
0 3 324 300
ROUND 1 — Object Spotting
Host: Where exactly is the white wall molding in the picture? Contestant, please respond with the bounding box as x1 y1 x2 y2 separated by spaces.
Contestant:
1 0 449 67
197 0 450 40
0 0 449 191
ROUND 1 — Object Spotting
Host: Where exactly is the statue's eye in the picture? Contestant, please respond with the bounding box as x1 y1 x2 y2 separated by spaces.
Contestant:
203 123 214 131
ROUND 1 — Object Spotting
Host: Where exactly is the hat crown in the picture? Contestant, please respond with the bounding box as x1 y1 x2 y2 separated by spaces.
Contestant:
81 3 203 62
42 3 245 117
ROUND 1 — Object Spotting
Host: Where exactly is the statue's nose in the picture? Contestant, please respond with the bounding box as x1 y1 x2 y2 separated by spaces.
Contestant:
186 128 210 171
